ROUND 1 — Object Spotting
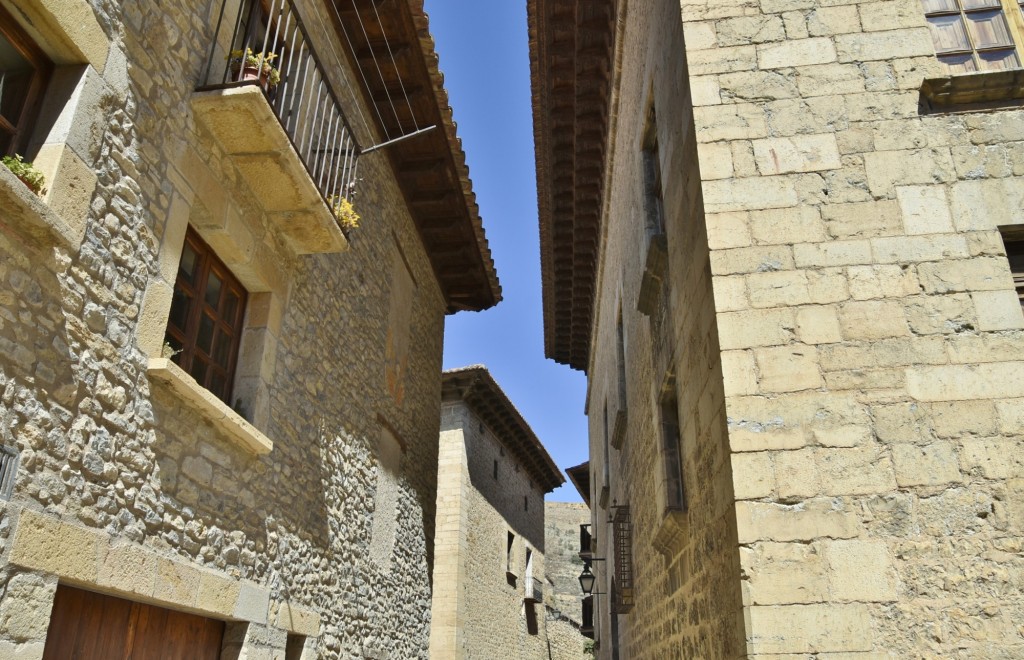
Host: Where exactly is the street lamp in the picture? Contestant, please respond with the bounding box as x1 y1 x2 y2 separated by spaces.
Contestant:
578 562 597 595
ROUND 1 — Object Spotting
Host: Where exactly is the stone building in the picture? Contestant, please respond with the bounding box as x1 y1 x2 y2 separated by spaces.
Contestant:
0 0 499 657
529 0 1024 657
430 366 586 659
544 501 593 657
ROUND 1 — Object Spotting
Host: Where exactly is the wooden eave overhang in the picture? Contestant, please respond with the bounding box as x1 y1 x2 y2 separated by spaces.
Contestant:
442 366 565 493
331 0 500 313
565 460 591 506
528 0 616 370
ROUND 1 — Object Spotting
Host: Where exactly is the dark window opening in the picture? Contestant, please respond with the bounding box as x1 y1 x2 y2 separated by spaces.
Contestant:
506 531 514 573
642 107 665 237
165 227 248 405
0 4 52 157
1004 234 1024 307
493 459 498 480
659 382 685 512
285 634 306 660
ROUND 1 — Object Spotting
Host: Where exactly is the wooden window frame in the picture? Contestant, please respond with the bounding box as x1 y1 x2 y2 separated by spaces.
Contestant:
165 227 248 406
0 3 53 156
922 0 1024 73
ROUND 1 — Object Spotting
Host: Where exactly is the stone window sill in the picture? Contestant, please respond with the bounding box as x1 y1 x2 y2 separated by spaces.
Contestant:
0 165 84 249
652 508 687 557
147 358 273 455
637 233 667 316
611 407 627 450
920 69 1024 111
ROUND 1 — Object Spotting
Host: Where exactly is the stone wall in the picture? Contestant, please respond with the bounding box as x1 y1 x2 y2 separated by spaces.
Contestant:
430 401 554 659
583 0 747 657
684 0 1024 656
543 501 589 622
0 0 452 657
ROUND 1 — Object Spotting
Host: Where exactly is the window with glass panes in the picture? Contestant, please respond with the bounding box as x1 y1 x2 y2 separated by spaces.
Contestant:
921 0 1024 73
165 228 247 405
0 4 52 156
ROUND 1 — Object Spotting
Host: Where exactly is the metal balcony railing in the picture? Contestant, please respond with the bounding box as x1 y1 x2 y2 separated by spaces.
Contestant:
200 0 360 212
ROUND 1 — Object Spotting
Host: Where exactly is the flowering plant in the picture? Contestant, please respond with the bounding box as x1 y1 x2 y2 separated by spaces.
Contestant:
2 154 45 195
328 195 359 229
228 48 281 88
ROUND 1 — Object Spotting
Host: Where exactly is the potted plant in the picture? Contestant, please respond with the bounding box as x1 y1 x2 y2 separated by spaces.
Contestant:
328 195 359 229
1 154 45 196
227 48 281 90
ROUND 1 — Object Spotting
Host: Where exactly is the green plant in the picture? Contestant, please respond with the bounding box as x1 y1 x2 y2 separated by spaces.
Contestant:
228 48 281 88
328 195 359 229
1 154 45 195
584 639 596 657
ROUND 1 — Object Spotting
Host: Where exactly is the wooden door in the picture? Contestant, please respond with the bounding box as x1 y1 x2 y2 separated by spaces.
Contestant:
42 584 225 660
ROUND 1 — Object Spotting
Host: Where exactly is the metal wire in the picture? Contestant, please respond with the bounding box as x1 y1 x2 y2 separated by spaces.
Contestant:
311 0 380 139
319 0 389 139
348 0 403 131
370 0 418 131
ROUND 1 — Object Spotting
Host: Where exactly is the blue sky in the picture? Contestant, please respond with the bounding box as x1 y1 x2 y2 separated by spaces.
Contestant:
423 0 588 502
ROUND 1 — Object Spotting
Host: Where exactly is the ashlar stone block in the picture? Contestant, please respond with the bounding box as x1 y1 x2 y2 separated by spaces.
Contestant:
824 540 899 603
896 185 954 235
746 603 873 654
752 134 841 175
891 442 962 486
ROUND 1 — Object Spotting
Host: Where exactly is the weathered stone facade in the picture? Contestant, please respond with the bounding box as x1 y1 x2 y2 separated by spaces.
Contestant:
544 502 591 660
429 367 578 659
544 502 589 623
530 0 1024 657
0 0 498 657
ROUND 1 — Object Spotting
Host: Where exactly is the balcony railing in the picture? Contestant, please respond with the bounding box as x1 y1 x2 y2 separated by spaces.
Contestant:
200 0 360 214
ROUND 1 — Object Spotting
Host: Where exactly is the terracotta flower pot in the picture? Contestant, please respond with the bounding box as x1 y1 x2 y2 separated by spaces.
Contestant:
231 63 273 90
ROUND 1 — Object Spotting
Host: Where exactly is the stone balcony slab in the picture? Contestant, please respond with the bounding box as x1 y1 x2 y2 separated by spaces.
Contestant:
190 86 348 255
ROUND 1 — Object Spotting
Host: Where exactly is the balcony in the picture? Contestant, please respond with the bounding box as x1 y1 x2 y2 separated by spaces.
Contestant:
193 0 360 254
524 575 543 604
579 523 593 561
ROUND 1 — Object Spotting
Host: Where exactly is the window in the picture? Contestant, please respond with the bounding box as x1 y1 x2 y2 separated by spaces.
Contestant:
524 495 528 512
581 595 595 639
599 402 610 508
638 106 668 316
493 459 498 479
0 3 52 156
642 113 664 237
165 227 248 405
1007 237 1024 308
921 0 1024 73
659 382 685 512
285 634 306 660
611 305 628 449
506 531 515 576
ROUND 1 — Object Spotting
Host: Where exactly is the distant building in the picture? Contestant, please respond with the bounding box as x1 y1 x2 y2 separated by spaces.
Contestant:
544 501 593 651
430 366 586 659
0 0 498 657
529 0 1024 657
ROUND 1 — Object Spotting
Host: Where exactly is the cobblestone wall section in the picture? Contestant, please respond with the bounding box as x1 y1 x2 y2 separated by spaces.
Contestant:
0 0 448 657
683 0 1024 656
